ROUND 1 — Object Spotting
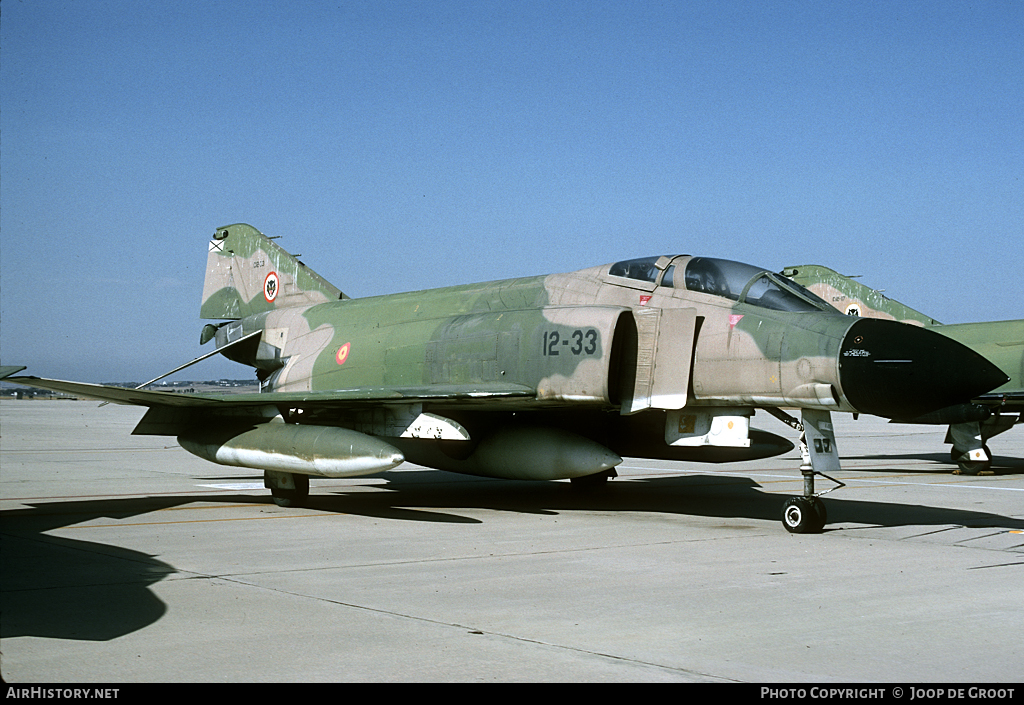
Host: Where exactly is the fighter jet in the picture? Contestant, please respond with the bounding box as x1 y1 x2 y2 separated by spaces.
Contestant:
784 264 1023 474
4 225 1007 533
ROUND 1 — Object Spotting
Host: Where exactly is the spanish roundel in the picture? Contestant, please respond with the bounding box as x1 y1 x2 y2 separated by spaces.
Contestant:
336 342 351 366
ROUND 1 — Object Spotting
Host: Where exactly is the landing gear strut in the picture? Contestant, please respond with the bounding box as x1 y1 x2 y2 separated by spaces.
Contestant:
264 470 310 508
766 408 845 534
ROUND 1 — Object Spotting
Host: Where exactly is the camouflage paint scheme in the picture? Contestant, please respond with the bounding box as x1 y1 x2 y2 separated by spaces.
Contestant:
781 265 941 326
200 226 993 418
6 226 1007 532
785 264 1023 473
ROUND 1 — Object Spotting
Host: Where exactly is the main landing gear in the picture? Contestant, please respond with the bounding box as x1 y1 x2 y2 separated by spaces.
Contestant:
264 470 310 508
948 420 993 475
766 408 846 534
951 445 992 475
947 413 1019 475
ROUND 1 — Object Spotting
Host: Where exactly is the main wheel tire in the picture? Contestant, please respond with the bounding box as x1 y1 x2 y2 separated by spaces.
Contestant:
953 445 993 475
955 459 991 475
269 474 310 507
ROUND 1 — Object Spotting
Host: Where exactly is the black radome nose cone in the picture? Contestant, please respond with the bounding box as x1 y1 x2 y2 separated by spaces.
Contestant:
839 318 1008 420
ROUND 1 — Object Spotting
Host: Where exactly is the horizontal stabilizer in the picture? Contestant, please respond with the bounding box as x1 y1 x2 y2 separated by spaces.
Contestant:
133 331 263 389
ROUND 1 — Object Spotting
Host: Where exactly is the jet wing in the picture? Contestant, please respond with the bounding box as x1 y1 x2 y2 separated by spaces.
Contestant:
6 375 536 407
5 374 537 436
0 366 28 380
4 375 535 408
6 376 224 406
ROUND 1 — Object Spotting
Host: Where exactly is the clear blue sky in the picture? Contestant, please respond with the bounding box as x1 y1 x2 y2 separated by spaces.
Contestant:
2 1 1021 382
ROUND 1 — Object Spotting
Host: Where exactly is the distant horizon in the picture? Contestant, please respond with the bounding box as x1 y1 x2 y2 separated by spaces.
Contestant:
1 377 258 387
0 377 260 399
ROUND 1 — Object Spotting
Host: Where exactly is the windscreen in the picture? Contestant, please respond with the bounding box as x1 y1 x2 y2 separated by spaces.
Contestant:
608 256 661 283
682 257 835 312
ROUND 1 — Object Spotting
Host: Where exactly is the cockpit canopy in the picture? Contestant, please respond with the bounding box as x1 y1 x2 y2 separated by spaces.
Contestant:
609 255 837 313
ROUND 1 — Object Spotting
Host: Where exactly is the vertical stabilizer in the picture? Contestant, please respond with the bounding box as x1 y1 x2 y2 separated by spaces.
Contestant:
200 224 346 320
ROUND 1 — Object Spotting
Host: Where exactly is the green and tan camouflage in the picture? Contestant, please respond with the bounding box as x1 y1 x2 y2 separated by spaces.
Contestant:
200 223 347 323
784 263 1023 474
782 264 940 326
6 225 1008 532
198 230 999 418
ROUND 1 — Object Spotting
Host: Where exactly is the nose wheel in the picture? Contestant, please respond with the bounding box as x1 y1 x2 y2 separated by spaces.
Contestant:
782 496 828 534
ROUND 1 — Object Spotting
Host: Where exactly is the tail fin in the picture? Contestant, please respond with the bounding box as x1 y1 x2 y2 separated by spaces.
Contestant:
200 223 347 320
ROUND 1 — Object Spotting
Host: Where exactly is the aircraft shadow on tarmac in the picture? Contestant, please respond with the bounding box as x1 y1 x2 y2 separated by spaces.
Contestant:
1 501 173 642
321 470 1024 531
3 472 1022 643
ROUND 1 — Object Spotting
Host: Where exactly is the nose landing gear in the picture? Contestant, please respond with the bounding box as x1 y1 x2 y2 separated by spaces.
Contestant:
766 408 846 534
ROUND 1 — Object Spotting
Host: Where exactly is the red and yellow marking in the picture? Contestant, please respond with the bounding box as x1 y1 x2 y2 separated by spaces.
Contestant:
336 342 351 365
